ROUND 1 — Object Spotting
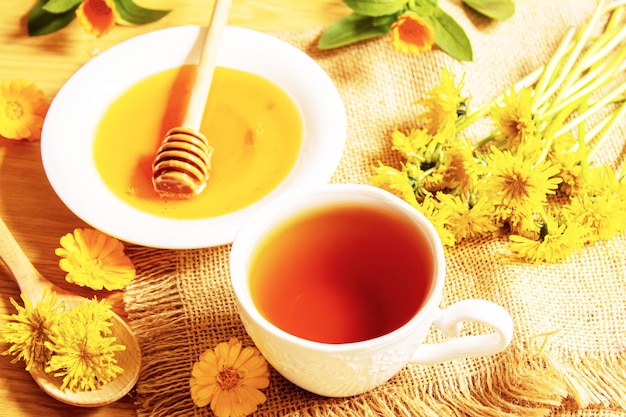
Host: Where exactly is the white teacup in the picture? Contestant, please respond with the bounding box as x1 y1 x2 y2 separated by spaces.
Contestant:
230 184 513 397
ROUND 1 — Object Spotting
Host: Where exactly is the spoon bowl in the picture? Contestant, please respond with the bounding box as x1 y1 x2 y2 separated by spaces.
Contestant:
0 217 142 407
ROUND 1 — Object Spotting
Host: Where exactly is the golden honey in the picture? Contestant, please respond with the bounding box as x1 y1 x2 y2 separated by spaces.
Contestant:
94 65 302 219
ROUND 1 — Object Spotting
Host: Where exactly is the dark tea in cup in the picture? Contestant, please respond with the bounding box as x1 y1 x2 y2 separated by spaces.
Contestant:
248 202 435 344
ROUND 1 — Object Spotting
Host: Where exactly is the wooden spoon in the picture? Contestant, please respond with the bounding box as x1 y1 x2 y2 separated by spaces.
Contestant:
151 0 232 199
0 217 142 407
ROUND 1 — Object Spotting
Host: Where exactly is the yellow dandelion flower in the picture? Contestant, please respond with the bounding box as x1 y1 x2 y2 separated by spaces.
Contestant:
437 193 500 241
477 146 562 228
548 133 588 197
442 136 479 194
508 211 544 240
391 128 431 161
418 68 467 135
562 167 626 241
190 338 270 417
389 127 450 171
413 195 455 246
0 289 63 371
389 12 435 56
0 78 50 141
490 87 540 151
67 296 116 336
583 165 624 200
421 169 447 194
370 162 420 206
509 213 590 264
55 228 136 291
76 0 117 38
45 298 125 392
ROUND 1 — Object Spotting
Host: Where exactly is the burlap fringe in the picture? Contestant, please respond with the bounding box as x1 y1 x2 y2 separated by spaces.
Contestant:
123 246 199 417
285 348 626 417
122 247 626 416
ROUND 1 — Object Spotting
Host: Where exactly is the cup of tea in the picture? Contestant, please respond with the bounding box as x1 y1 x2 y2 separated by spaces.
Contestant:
229 184 513 397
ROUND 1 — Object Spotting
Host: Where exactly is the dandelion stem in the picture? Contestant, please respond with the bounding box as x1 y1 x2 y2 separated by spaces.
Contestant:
577 98 591 183
533 27 576 103
585 95 626 138
536 100 581 165
555 82 626 137
535 25 626 115
605 0 626 15
541 53 626 120
588 99 626 161
550 23 626 105
472 133 497 150
533 1 608 109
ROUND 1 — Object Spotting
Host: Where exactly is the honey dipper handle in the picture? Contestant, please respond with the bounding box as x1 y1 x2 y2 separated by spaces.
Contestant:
183 0 232 130
0 217 52 302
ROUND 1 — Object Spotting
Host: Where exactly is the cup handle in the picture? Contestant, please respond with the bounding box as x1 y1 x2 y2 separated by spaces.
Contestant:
410 299 514 365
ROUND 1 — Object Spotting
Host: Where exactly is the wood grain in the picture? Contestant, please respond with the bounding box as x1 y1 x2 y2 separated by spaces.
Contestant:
0 1 348 416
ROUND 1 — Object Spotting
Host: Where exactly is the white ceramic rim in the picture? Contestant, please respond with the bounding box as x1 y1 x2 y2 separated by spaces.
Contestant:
229 183 446 352
41 25 346 249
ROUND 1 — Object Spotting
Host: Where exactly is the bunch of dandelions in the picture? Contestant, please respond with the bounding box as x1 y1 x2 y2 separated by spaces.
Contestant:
0 289 125 391
371 0 626 264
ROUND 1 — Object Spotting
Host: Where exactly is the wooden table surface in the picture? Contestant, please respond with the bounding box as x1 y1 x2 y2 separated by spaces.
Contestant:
0 1 349 416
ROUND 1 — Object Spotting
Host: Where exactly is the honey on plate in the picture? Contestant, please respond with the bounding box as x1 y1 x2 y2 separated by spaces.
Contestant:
94 65 302 219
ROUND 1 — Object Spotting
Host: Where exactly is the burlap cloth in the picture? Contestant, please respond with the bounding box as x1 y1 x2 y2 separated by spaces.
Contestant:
124 0 626 415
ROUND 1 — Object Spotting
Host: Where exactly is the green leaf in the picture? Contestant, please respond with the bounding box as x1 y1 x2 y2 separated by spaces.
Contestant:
425 8 473 61
411 0 438 8
42 0 83 14
372 14 398 27
27 0 76 36
344 0 408 17
462 0 515 20
318 13 392 50
114 0 170 24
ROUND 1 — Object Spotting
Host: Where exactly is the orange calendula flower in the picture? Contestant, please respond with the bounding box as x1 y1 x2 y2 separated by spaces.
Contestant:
0 79 50 141
389 12 435 55
75 0 118 38
55 228 136 291
190 338 270 417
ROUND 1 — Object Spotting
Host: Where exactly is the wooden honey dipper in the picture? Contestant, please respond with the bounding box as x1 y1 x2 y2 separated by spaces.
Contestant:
152 0 231 199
